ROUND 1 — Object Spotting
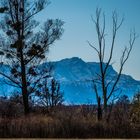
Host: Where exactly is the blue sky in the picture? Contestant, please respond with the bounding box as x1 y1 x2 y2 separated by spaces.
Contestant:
35 0 140 80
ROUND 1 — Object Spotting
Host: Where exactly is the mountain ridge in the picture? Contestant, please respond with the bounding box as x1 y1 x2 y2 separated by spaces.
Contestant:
50 57 140 104
0 57 139 104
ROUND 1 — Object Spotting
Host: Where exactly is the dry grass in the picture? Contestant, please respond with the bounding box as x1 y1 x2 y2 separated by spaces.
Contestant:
0 105 139 138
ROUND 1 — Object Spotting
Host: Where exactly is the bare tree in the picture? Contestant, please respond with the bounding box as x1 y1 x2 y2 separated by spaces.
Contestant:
0 0 64 115
88 8 137 119
36 78 64 110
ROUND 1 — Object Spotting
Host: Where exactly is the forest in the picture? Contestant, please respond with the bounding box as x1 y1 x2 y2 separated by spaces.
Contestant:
0 0 139 138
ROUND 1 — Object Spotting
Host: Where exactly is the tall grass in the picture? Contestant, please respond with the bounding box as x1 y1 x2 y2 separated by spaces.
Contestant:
0 105 139 138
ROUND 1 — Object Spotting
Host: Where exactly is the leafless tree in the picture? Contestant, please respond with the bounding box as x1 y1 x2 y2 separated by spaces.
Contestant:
88 8 137 119
36 78 64 110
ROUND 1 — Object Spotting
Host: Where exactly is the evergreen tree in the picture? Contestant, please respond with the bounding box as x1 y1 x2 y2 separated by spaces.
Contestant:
0 0 64 115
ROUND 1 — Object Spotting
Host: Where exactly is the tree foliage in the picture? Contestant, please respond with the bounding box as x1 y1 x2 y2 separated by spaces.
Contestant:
0 0 64 114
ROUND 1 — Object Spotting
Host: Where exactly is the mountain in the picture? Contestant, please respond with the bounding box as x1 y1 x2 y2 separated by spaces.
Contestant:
0 57 140 104
51 57 140 104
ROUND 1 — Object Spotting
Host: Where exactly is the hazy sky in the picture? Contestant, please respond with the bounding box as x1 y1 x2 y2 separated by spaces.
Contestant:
35 0 140 80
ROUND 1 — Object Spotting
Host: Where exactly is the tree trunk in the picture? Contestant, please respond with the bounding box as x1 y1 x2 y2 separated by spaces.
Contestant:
21 60 29 115
22 87 29 115
97 96 102 121
104 98 107 112
103 97 108 121
20 41 30 115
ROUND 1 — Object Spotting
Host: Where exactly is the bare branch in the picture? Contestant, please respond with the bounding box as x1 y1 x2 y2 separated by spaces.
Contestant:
0 71 21 88
24 0 49 22
0 79 21 88
107 31 136 100
93 80 99 100
89 8 137 112
87 41 99 54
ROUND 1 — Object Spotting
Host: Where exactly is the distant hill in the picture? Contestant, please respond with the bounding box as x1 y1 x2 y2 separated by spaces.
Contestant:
51 57 140 104
0 57 140 104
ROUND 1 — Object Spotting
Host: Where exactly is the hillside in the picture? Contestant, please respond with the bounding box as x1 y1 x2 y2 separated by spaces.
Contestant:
51 57 140 104
0 57 140 104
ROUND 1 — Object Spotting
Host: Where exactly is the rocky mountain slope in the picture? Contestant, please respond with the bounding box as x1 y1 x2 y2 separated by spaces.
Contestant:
0 57 140 104
51 57 140 104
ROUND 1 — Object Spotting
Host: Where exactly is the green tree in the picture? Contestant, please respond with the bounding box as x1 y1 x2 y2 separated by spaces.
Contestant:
0 0 64 115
